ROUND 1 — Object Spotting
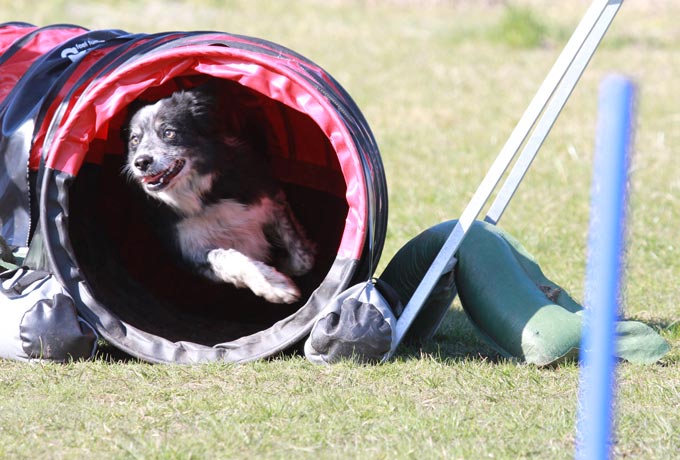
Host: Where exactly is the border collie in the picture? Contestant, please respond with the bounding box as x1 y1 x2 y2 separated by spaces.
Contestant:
124 85 315 304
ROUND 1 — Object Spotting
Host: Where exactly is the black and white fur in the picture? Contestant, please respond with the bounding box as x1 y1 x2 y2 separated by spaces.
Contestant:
124 85 315 304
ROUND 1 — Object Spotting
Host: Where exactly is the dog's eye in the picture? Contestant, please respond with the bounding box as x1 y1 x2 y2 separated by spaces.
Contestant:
163 129 177 140
129 135 140 146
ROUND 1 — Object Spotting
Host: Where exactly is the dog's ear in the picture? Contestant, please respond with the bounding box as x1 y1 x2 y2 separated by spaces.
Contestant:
188 80 219 100
183 82 223 134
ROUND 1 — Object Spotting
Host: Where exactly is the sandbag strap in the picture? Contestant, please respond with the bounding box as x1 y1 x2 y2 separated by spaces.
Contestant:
0 268 50 296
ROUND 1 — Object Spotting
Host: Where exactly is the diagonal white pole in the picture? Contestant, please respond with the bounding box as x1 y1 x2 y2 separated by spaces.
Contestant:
485 0 623 225
389 0 624 357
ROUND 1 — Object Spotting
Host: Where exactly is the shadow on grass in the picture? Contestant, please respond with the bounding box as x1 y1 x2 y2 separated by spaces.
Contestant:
395 308 680 366
89 307 501 365
394 307 505 364
94 341 138 363
89 307 677 365
398 308 680 366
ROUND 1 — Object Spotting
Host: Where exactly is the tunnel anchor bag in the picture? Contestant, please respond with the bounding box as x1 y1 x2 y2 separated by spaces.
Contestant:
0 261 97 362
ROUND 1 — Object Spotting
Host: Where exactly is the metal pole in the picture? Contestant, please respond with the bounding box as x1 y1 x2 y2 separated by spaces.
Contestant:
485 0 623 225
389 0 624 356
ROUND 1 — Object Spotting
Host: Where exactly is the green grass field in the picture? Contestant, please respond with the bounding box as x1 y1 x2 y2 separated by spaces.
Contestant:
1 1 679 458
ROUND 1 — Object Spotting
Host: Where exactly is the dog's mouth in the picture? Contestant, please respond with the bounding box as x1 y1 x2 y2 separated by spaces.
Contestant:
140 159 186 191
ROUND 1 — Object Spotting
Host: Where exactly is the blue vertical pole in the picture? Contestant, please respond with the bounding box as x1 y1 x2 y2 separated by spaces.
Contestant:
575 75 636 460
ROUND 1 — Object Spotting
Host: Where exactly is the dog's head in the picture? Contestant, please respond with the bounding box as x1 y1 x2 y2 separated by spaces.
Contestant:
124 85 228 212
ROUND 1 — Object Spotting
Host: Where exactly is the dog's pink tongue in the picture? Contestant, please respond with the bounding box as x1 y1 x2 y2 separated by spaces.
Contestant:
141 171 165 184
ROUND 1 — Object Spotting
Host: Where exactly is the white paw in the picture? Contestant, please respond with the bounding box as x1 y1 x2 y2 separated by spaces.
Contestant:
250 263 301 304
206 248 301 304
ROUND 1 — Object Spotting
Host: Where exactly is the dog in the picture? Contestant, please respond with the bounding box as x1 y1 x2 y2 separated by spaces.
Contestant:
123 85 315 304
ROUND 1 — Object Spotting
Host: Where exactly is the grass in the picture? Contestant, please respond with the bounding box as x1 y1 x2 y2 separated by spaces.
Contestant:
487 5 551 48
1 0 680 458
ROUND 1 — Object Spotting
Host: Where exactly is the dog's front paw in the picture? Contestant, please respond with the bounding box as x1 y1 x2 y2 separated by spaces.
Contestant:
206 248 301 304
252 265 301 304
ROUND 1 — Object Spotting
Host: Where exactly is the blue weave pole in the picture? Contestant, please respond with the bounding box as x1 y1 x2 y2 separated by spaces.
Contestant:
575 75 636 460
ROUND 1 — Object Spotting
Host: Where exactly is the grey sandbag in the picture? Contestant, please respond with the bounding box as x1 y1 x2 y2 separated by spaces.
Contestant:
305 281 400 364
0 267 97 362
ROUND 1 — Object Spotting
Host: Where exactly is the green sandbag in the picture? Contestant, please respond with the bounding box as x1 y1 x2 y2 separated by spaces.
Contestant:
380 220 669 365
379 223 459 344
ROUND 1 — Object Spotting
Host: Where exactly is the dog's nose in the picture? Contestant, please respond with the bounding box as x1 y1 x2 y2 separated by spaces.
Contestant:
134 155 153 172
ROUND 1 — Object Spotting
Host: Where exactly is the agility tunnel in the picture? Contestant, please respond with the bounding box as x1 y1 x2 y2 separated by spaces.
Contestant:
0 23 387 363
